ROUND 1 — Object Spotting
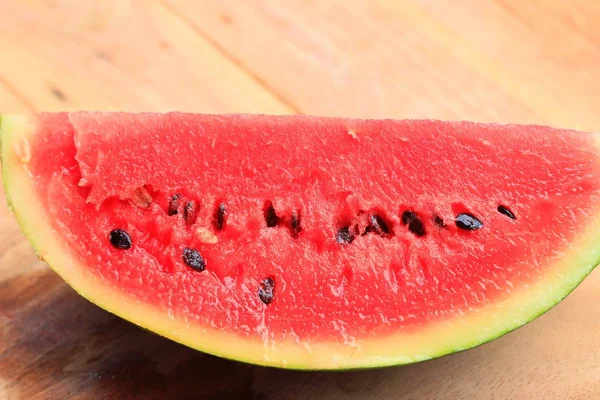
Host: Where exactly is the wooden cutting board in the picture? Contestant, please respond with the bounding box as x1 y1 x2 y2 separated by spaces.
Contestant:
2 1 600 399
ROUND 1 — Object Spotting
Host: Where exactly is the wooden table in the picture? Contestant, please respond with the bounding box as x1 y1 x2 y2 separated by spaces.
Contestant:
1 1 600 399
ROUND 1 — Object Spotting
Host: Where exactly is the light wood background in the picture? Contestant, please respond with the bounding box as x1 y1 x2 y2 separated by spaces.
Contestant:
1 1 600 399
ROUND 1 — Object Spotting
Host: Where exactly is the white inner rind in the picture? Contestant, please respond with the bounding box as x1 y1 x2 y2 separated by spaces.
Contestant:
2 114 599 370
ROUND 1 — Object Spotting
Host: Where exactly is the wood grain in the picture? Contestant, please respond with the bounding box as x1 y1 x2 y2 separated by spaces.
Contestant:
1 1 600 399
0 1 292 114
165 0 600 130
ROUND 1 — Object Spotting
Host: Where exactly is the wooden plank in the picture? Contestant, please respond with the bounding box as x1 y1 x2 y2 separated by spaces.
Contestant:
405 0 600 131
493 0 600 45
165 0 600 130
0 1 293 114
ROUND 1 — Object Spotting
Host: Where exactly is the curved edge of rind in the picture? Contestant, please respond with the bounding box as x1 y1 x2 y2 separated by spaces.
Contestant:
1 114 599 370
1 115 30 213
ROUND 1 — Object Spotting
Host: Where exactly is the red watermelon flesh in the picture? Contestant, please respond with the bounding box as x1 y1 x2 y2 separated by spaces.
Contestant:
2 112 600 369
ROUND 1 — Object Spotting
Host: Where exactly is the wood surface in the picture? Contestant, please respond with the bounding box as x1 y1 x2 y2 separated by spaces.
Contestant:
1 1 600 399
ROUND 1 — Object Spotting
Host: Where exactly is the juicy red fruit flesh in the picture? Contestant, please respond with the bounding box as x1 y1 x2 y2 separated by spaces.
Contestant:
28 112 600 345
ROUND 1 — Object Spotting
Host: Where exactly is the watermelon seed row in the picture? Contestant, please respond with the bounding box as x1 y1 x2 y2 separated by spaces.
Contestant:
161 193 513 242
119 191 515 245
107 190 518 305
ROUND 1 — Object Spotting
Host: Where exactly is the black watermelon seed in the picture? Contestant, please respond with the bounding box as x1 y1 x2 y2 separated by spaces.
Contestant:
109 229 132 250
183 200 198 226
455 213 484 230
336 226 355 245
401 210 426 237
264 203 279 227
214 202 227 230
368 215 390 235
401 210 416 225
433 214 445 227
290 213 302 237
168 193 182 216
259 277 275 305
182 247 206 272
497 205 516 220
408 218 426 237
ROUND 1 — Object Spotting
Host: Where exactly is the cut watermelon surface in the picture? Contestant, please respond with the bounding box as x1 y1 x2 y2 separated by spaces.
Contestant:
2 112 600 370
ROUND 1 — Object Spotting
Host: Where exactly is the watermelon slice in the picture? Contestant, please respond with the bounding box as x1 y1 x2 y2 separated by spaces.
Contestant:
1 112 599 370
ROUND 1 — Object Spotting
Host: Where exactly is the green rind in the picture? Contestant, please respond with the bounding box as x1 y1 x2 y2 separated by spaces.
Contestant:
1 113 600 370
